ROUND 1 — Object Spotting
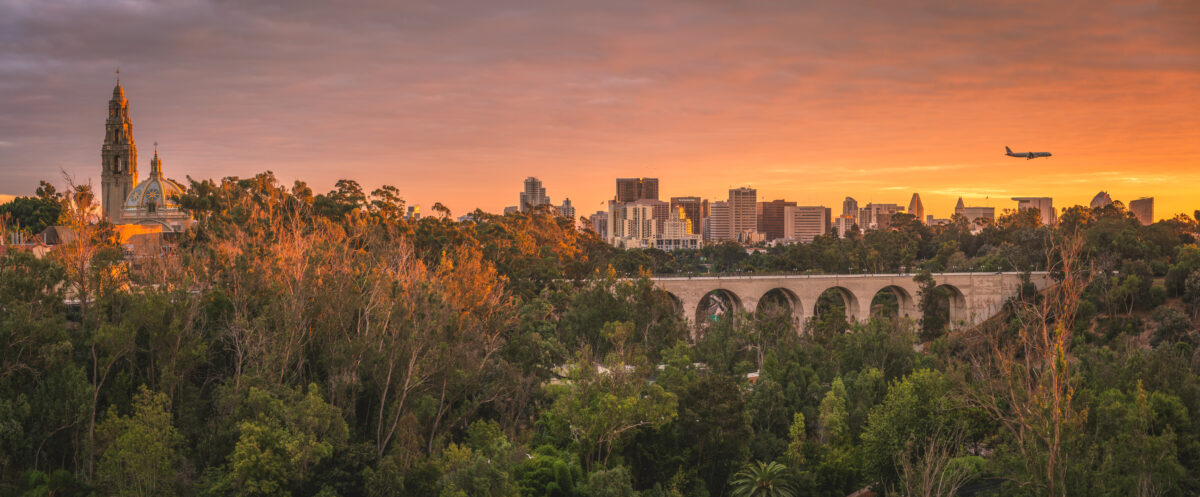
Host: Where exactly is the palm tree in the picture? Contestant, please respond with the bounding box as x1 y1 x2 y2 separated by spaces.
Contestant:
729 461 797 497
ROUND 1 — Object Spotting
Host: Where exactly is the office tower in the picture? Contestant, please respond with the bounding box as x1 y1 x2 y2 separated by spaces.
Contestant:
589 210 608 239
706 201 732 241
783 206 831 243
405 205 420 221
615 177 659 202
1012 197 1056 225
503 206 520 215
631 198 669 223
655 206 702 251
519 177 551 213
1130 197 1154 225
1090 191 1113 209
757 199 797 241
859 203 902 231
670 196 709 235
729 187 758 240
606 200 657 248
834 216 858 238
907 193 925 224
842 197 859 226
558 198 576 219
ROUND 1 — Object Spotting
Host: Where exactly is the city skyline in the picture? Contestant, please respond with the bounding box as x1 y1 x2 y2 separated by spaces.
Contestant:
2 1 1198 220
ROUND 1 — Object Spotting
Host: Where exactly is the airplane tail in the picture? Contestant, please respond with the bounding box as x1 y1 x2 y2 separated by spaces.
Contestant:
1005 146 1012 154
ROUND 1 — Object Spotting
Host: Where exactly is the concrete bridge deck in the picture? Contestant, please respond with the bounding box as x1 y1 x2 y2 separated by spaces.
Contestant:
651 272 1051 327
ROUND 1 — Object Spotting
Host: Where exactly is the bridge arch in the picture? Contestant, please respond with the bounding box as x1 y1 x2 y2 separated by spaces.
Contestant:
936 283 969 326
695 289 744 324
756 287 802 323
662 291 684 316
870 284 916 319
813 286 861 322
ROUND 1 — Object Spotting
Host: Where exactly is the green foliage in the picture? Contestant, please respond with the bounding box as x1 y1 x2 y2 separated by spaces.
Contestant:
0 182 63 234
860 369 973 488
817 378 849 446
4 175 1200 497
204 384 348 497
914 270 949 341
728 461 797 497
95 386 183 497
544 356 677 470
514 445 585 497
584 466 636 497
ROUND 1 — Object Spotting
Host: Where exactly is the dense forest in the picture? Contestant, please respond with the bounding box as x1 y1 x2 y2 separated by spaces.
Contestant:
2 173 1200 497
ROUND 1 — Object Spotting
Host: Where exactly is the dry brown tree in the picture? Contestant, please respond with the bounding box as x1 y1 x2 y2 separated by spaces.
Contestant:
960 232 1091 497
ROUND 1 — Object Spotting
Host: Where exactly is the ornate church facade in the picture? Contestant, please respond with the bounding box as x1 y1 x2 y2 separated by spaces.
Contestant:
100 81 190 232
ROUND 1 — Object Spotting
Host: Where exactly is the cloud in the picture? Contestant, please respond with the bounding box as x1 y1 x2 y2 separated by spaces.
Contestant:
0 0 1196 218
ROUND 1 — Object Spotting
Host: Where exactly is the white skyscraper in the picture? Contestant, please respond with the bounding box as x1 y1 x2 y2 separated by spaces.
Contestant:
519 177 551 213
783 206 830 243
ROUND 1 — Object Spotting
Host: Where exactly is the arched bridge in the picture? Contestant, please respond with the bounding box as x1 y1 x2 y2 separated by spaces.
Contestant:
652 272 1051 328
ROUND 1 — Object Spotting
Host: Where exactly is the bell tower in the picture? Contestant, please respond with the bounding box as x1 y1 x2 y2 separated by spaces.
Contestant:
101 74 138 223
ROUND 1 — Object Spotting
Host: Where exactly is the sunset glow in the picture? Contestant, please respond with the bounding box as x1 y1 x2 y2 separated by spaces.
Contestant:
2 0 1198 219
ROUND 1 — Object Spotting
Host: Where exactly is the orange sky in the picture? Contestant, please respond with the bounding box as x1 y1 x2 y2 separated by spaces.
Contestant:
1 1 1198 220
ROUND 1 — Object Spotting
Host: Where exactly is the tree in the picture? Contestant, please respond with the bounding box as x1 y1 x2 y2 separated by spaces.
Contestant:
728 461 797 497
95 386 182 497
545 355 677 469
860 370 973 490
961 234 1091 496
914 270 949 341
817 378 849 446
891 429 981 497
0 183 62 234
206 385 348 497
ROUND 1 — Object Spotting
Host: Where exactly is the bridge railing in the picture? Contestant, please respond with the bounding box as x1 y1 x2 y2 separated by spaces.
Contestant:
649 271 1048 281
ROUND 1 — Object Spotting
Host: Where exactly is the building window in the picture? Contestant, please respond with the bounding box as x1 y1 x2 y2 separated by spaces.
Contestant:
147 201 156 213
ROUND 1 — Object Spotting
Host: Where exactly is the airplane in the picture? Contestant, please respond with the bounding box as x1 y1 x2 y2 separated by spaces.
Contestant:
1006 146 1052 160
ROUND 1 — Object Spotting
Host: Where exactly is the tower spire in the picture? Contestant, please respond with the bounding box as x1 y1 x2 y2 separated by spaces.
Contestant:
150 142 163 176
102 77 138 223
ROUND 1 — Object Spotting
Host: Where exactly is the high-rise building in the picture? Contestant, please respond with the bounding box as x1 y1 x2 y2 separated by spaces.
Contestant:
101 81 139 223
758 199 797 241
859 203 902 231
632 198 669 223
1130 197 1154 225
405 205 420 221
607 200 658 247
670 196 708 235
706 201 733 241
1090 191 1113 209
558 198 576 219
834 215 858 238
655 207 701 251
615 178 659 203
907 193 925 224
519 177 551 213
729 187 758 240
588 210 608 239
783 206 830 243
1012 197 1056 225
842 197 859 226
